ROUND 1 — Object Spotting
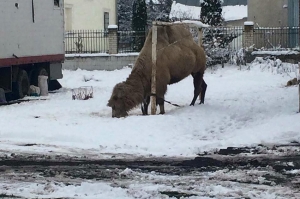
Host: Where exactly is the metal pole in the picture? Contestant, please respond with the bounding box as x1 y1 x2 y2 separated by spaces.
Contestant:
151 22 158 115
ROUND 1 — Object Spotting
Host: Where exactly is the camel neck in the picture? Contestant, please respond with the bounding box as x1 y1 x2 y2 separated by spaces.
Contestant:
127 72 145 93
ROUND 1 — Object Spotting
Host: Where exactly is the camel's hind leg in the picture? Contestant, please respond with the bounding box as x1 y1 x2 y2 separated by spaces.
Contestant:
190 72 204 106
199 79 207 104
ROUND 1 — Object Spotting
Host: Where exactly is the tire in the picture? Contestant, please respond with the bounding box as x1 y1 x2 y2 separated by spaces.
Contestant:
15 69 30 99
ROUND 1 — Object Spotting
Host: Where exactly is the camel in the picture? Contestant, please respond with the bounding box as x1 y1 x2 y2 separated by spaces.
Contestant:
107 23 207 118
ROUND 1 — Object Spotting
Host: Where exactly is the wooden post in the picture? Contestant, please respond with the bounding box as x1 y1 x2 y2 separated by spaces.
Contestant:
198 28 202 47
151 22 158 115
298 62 300 113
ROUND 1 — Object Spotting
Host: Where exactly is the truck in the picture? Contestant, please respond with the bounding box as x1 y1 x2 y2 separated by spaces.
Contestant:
0 0 65 101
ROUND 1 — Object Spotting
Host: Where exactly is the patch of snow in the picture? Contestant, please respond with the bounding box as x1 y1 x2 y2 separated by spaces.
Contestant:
244 21 254 26
174 20 210 28
65 53 110 57
1 167 300 198
252 51 300 56
286 169 300 174
222 5 248 21
108 25 118 29
170 2 201 19
65 53 140 58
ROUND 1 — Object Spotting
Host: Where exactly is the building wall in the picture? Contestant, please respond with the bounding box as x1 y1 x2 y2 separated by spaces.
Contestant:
64 0 117 30
248 0 289 27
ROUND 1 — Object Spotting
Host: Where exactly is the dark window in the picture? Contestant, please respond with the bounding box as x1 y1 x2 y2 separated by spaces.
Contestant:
104 12 109 30
54 0 60 7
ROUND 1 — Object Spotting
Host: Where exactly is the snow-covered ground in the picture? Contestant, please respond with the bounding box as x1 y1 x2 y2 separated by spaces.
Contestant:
0 61 300 198
0 62 299 158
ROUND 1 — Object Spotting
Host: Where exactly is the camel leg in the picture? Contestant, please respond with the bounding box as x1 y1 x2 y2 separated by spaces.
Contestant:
190 72 203 106
157 97 165 114
141 96 150 115
199 79 207 104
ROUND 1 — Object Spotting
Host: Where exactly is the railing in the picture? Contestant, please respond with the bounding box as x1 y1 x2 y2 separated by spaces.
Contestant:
65 30 109 54
202 26 244 51
253 27 300 50
64 26 300 55
201 26 244 66
117 29 147 53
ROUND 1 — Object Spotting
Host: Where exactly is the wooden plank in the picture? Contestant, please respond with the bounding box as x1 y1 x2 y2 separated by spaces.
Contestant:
299 62 300 113
151 23 158 115
198 28 203 46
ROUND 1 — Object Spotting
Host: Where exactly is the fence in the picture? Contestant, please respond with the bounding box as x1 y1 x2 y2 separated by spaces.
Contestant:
65 29 147 54
64 25 300 55
65 30 109 54
117 29 147 53
253 27 300 50
202 26 244 50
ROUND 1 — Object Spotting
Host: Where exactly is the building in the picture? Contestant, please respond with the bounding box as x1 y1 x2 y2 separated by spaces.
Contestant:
248 0 299 27
248 0 299 49
64 0 118 31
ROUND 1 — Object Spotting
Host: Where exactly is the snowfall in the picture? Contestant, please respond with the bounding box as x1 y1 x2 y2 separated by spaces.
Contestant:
0 58 300 198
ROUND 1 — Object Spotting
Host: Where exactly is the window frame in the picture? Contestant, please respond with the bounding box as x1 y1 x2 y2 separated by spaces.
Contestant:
104 12 109 30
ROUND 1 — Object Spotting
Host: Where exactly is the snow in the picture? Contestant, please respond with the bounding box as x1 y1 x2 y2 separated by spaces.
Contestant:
1 61 300 198
1 166 299 198
170 2 247 22
252 51 300 56
244 21 254 26
0 63 299 158
222 5 247 21
174 20 210 28
170 2 201 20
65 53 139 58
108 24 118 29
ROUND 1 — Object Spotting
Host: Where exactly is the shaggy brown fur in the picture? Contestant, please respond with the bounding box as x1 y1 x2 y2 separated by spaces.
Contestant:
107 24 207 118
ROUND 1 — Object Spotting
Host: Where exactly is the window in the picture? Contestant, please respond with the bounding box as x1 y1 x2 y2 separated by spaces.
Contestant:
54 0 60 7
104 12 109 30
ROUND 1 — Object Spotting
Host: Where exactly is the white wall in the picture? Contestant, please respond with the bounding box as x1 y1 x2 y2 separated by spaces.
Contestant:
0 0 64 59
64 0 117 30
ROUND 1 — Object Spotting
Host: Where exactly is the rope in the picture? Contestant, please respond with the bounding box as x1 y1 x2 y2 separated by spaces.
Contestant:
150 93 181 107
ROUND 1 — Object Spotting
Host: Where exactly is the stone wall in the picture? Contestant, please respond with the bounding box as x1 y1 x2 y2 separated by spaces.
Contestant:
63 54 139 71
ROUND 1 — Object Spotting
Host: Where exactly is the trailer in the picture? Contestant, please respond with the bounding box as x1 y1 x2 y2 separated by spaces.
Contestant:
0 0 65 101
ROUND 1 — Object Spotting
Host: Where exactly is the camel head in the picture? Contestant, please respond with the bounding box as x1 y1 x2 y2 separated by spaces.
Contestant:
107 83 128 118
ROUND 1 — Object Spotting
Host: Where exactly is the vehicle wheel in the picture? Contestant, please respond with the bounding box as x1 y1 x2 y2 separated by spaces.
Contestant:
31 68 49 86
15 69 30 99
